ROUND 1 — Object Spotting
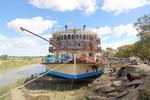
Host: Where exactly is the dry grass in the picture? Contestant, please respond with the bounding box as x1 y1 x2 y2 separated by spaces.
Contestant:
23 87 90 100
0 77 27 100
0 57 43 70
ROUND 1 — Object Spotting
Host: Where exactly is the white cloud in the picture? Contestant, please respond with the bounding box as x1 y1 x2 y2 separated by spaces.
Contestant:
101 0 150 15
112 24 138 37
0 34 6 40
7 17 57 35
43 34 52 39
102 36 110 41
97 26 112 35
0 34 6 50
29 0 99 16
92 24 138 37
102 38 134 50
0 36 50 56
68 22 72 25
33 34 52 40
0 35 13 50
11 37 38 49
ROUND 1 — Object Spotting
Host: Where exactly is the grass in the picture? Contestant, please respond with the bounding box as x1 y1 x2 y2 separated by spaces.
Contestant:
23 85 91 100
138 89 150 100
0 57 43 70
140 71 147 77
0 77 27 100
0 78 91 100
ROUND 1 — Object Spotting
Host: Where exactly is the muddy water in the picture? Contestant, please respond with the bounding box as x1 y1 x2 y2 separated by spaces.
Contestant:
0 64 45 88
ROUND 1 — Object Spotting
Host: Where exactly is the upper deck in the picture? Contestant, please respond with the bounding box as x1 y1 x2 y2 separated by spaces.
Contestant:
50 26 100 45
49 26 101 53
52 26 98 36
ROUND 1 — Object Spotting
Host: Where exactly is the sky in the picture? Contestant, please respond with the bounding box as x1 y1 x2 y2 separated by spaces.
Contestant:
0 0 150 56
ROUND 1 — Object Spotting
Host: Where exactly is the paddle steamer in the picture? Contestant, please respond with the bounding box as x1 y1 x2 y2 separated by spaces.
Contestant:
42 26 106 79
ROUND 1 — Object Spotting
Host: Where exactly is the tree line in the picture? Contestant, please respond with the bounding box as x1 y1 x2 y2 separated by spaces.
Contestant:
102 13 150 61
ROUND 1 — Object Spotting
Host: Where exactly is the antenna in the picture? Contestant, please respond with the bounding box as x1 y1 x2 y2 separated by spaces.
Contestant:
65 25 67 31
83 25 86 30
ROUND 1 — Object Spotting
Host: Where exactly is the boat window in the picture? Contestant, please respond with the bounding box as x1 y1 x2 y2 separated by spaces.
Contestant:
57 37 59 41
86 43 89 46
79 34 82 39
61 35 63 40
75 43 78 46
73 43 76 46
81 43 84 46
68 34 70 39
71 43 74 46
72 35 74 39
78 43 80 46
76 34 78 39
76 43 78 46
83 35 86 39
89 53 92 57
64 43 67 46
64 35 67 40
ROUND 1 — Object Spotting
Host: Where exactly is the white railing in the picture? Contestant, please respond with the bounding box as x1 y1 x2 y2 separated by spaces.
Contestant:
49 46 101 51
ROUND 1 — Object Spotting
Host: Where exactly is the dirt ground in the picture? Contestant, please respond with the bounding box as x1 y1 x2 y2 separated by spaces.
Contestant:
10 63 150 100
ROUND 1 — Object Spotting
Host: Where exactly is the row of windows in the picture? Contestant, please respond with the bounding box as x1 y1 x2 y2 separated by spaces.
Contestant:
61 34 89 40
61 43 89 46
55 31 94 34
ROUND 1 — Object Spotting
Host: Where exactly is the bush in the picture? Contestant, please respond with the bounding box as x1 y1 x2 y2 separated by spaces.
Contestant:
0 55 8 60
138 89 150 100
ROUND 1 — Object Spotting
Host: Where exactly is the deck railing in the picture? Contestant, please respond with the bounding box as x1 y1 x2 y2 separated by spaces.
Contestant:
50 37 100 43
49 46 101 52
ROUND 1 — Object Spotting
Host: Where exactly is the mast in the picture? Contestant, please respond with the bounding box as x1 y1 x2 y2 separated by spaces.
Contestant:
73 27 76 76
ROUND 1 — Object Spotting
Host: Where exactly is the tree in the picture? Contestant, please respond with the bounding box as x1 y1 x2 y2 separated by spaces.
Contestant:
0 55 8 60
102 47 117 57
132 40 150 61
134 13 150 61
116 44 134 58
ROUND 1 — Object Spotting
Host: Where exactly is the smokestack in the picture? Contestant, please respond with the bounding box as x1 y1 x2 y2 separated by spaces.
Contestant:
65 25 67 31
83 25 86 30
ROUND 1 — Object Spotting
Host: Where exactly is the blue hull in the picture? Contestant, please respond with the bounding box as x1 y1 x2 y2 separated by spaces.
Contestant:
46 69 105 79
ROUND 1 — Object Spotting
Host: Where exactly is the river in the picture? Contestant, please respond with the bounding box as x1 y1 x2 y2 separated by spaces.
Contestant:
0 63 45 88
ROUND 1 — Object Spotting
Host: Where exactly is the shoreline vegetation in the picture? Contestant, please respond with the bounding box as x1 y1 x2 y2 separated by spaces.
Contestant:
0 77 27 100
0 76 91 100
0 56 44 71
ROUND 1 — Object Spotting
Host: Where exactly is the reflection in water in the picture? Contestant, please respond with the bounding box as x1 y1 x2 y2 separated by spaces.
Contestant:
0 64 45 88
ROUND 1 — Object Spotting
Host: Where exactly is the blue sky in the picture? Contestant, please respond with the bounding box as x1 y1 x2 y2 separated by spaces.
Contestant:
0 0 150 56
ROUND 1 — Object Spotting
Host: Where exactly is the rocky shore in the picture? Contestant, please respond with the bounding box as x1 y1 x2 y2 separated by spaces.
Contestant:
86 63 150 100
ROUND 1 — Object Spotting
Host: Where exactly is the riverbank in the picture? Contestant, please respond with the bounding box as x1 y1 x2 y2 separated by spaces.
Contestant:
0 63 45 88
1 63 150 100
0 57 43 71
86 63 150 100
0 77 27 100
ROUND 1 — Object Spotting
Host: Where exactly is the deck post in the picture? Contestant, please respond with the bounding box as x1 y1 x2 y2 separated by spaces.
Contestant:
74 53 76 76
